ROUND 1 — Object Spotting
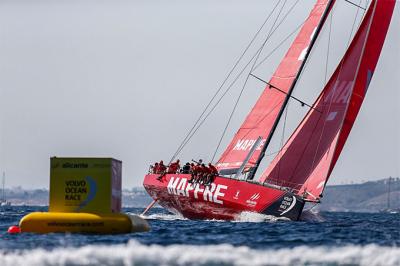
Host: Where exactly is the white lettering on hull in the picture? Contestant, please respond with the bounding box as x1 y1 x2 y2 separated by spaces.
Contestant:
167 178 180 195
167 177 227 205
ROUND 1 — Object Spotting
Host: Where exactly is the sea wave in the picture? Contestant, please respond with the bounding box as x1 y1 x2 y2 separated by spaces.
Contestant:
139 213 187 221
234 211 290 222
1 240 399 266
140 211 290 223
300 209 326 222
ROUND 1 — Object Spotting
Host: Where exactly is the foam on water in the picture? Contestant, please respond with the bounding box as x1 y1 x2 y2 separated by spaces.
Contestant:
139 213 187 221
140 211 291 223
234 211 290 222
300 209 326 222
139 211 290 223
0 240 399 266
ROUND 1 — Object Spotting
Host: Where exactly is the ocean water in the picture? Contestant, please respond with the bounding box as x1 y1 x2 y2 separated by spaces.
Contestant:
0 206 399 266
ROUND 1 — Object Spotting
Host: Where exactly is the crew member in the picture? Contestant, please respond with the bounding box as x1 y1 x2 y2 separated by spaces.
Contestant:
198 163 210 184
206 163 218 185
189 163 198 183
156 160 167 181
181 162 191 174
158 160 167 174
153 162 159 174
168 159 180 174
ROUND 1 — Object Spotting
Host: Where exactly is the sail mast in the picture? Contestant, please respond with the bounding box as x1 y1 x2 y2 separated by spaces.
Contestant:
258 0 396 199
217 0 336 175
2 172 5 202
248 0 335 180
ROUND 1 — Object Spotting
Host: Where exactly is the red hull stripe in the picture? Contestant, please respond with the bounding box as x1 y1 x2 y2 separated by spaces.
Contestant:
143 174 304 220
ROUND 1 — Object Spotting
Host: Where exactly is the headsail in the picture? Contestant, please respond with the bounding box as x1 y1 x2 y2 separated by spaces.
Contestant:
259 0 396 200
217 0 335 175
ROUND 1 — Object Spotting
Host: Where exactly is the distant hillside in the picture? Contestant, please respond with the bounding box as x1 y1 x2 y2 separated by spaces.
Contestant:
122 187 153 207
1 187 153 207
2 178 399 212
2 187 48 206
318 178 400 212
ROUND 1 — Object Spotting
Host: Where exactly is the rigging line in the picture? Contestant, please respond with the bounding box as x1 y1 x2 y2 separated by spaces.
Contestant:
324 11 333 85
174 0 302 160
249 73 321 113
254 19 306 71
347 0 364 46
286 6 339 188
216 20 310 154
318 0 371 195
265 148 288 158
174 47 263 159
302 11 333 188
250 0 336 181
260 3 337 187
344 0 366 10
211 0 289 163
174 0 299 159
302 0 363 192
276 100 290 182
252 0 302 71
168 0 282 163
263 0 301 46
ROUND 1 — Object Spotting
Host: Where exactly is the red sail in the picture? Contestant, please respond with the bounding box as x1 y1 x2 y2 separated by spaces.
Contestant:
217 0 334 173
259 0 396 200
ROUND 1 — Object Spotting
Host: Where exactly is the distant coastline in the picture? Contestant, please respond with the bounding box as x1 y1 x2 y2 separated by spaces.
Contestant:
2 178 399 212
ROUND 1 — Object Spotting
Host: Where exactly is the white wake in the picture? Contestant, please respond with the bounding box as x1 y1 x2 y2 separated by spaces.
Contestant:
138 213 187 221
234 211 290 222
1 241 399 266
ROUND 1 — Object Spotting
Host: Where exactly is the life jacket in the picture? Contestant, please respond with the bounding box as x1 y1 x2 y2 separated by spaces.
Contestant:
191 165 199 174
209 165 218 175
168 162 179 174
153 164 160 174
159 163 167 173
201 165 210 174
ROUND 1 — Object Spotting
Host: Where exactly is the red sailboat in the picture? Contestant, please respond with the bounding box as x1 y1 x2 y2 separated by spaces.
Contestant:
143 0 396 220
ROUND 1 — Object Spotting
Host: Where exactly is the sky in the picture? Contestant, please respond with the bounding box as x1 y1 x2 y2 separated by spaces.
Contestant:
0 0 399 189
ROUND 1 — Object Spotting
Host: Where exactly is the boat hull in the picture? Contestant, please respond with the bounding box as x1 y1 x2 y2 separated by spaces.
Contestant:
143 174 305 220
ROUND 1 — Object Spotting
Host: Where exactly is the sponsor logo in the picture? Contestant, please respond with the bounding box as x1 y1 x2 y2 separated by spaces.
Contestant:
233 190 240 200
233 139 265 151
62 163 88 169
298 27 317 61
323 81 354 105
279 196 296 216
246 193 261 207
76 176 97 211
366 69 373 93
249 193 260 201
326 111 337 121
167 177 227 205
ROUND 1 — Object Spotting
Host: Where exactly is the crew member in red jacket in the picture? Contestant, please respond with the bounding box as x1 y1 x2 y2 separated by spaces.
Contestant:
198 163 210 184
206 163 218 185
152 162 159 174
168 159 181 174
189 163 198 183
156 160 167 181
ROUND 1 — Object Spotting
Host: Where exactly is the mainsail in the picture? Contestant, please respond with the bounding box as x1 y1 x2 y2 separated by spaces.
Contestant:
217 0 335 174
259 0 396 200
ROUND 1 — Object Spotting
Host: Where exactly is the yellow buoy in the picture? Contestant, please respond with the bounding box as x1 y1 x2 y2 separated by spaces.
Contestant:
19 212 150 234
